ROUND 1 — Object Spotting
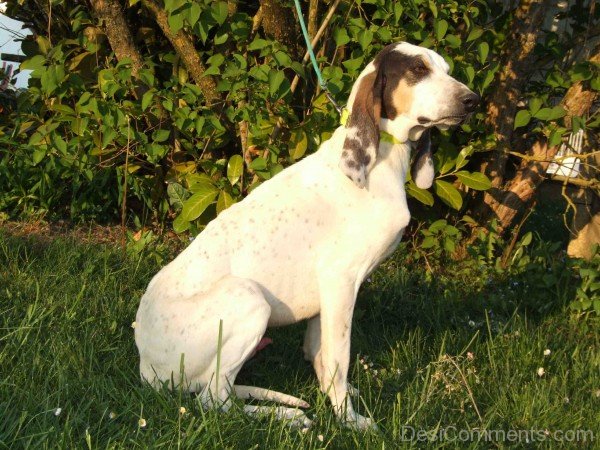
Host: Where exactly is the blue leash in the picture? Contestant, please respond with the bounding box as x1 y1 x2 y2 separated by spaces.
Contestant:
292 0 343 115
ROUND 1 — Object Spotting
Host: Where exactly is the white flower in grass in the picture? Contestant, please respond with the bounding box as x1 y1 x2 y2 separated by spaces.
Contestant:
109 411 116 420
543 349 551 356
54 407 62 416
179 406 187 415
537 367 545 377
138 418 147 428
131 321 137 329
466 352 474 361
317 434 324 442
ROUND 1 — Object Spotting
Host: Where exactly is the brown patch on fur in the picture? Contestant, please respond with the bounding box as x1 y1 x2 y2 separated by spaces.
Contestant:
389 79 414 117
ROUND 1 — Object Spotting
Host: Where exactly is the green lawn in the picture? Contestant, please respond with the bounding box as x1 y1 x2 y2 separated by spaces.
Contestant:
0 230 598 449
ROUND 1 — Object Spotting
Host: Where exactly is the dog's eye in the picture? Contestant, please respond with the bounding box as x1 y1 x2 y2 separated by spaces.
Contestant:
412 62 430 76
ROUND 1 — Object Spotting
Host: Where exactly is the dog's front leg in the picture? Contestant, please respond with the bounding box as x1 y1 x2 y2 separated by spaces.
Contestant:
318 279 376 431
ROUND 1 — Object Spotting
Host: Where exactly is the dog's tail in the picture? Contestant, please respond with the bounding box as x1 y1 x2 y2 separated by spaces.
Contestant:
233 385 309 408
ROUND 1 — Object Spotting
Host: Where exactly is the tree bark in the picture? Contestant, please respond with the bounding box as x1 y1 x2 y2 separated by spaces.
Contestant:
89 0 145 77
492 140 558 234
142 0 219 105
476 0 549 215
308 0 319 38
259 0 300 58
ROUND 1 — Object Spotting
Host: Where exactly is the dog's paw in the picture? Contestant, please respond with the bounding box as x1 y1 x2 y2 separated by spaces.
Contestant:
276 407 313 429
343 412 379 432
347 383 360 397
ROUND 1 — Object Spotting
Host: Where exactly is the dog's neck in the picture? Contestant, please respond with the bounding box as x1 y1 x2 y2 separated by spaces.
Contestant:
380 116 426 142
366 139 411 197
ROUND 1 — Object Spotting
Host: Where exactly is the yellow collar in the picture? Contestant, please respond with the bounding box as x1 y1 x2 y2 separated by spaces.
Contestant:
379 130 403 145
340 108 403 145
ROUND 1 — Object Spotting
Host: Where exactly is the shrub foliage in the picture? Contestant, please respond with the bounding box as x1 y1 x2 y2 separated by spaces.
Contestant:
0 0 597 234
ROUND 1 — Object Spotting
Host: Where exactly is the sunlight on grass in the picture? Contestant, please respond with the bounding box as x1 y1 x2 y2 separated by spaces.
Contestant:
0 231 598 448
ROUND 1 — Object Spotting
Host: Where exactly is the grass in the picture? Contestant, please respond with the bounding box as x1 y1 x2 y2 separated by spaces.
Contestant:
0 229 598 449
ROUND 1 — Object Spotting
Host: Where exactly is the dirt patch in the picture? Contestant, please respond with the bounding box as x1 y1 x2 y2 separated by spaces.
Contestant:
0 219 184 251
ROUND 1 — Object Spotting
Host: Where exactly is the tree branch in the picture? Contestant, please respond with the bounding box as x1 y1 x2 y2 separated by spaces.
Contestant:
89 0 145 77
142 0 219 105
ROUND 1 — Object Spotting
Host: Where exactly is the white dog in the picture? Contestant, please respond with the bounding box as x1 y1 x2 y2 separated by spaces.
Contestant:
135 42 478 430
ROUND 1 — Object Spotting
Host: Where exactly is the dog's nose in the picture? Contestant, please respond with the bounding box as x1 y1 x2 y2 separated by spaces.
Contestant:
461 92 480 112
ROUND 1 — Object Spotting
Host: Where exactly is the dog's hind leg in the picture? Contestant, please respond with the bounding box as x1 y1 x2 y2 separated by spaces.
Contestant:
163 276 311 426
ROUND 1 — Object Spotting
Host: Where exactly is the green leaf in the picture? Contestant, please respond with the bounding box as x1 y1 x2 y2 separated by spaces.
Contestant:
21 54 45 71
444 237 456 253
482 69 495 90
289 129 308 160
434 20 448 41
141 90 154 111
466 27 484 42
549 128 565 147
188 2 201 26
445 34 461 48
101 126 117 148
428 1 438 17
534 106 566 121
422 236 437 249
168 12 184 34
250 157 267 171
514 110 531 129
216 190 235 214
268 70 289 99
32 148 46 165
406 181 434 206
333 28 350 47
519 231 533 247
173 213 191 233
152 129 170 143
189 178 216 193
429 219 447 232
455 171 492 190
434 180 463 210
455 146 474 170
227 154 244 185
528 97 543 115
357 29 373 50
167 182 188 210
51 133 67 154
465 65 475 84
180 184 219 222
211 1 228 25
477 42 489 63
214 32 228 45
139 69 155 87
248 38 270 51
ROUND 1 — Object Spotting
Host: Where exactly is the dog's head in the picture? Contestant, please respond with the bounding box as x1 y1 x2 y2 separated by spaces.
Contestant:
340 42 479 189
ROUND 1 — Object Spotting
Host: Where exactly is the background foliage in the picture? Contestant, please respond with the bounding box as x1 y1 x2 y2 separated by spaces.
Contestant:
0 0 596 235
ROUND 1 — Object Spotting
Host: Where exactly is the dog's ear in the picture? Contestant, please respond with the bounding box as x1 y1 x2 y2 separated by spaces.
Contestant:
339 69 384 188
410 129 435 189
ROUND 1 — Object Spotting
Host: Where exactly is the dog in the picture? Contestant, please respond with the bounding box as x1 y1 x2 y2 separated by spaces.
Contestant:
134 41 478 430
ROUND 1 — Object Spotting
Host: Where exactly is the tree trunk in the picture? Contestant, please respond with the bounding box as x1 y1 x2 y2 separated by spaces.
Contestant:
308 0 319 38
142 0 219 105
493 140 558 234
89 0 145 78
259 0 300 59
475 0 550 223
